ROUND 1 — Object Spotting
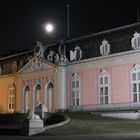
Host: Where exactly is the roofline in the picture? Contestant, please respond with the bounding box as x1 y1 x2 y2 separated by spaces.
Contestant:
68 49 140 66
0 50 34 61
64 22 140 44
46 22 140 47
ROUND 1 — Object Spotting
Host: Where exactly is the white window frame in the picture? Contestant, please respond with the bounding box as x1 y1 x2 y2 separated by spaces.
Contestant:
8 84 16 113
98 70 111 104
71 73 81 106
130 64 140 102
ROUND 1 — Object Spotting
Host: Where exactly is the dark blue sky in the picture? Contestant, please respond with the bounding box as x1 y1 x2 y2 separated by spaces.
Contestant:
0 0 139 56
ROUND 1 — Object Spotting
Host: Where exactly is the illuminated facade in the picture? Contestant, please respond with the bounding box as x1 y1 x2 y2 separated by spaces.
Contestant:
1 23 140 113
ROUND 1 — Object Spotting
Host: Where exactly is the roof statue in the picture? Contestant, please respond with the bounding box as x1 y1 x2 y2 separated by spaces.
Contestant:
34 41 46 58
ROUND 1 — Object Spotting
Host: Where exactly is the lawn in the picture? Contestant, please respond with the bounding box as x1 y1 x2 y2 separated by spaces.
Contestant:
42 112 140 136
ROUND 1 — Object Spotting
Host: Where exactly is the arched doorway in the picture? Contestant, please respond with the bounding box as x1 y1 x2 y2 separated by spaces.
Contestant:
24 86 30 113
45 82 54 112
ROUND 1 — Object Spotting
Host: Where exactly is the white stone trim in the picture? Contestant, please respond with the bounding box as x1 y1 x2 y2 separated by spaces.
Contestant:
131 31 140 50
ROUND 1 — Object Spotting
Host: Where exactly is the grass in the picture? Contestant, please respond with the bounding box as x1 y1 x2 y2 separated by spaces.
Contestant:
41 112 140 136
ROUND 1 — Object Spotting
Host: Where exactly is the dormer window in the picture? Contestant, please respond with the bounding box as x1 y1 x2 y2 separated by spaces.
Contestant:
131 32 140 50
100 39 110 56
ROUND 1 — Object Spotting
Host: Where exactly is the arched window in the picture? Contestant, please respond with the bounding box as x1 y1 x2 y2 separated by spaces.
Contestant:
98 70 111 104
131 32 140 50
8 83 16 113
71 73 81 106
35 84 41 107
24 86 30 112
100 39 110 56
131 64 140 102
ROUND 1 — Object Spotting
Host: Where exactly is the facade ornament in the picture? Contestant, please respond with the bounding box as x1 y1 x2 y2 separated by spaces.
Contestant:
55 53 60 63
12 61 18 74
27 111 40 120
100 39 110 56
19 58 49 74
70 46 82 61
47 50 55 62
131 32 140 50
34 41 46 58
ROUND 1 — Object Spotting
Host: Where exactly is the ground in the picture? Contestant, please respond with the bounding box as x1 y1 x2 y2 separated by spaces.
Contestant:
41 112 140 135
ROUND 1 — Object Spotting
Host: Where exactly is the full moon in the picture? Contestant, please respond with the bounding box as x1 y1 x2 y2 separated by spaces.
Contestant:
45 23 54 33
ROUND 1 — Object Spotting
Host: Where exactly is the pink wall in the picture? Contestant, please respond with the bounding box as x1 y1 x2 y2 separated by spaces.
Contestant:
111 65 130 103
66 62 140 107
82 70 97 105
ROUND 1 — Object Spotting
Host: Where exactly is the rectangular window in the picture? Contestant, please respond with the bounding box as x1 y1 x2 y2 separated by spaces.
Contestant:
72 98 75 106
133 84 137 92
76 98 79 106
100 78 103 85
72 81 75 88
76 81 79 88
100 87 103 96
100 97 103 104
105 87 108 95
105 96 108 104
138 72 140 80
133 94 137 102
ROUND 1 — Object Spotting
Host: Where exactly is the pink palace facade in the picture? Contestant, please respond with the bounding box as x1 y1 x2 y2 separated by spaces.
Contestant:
1 22 140 113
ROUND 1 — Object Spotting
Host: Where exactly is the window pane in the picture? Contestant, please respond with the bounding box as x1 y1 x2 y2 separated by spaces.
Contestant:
105 96 108 104
100 87 103 96
72 91 75 98
72 98 75 106
104 77 108 84
9 104 11 109
132 73 136 81
133 94 137 102
100 97 103 104
100 77 103 85
72 81 75 88
76 81 79 88
105 87 108 95
138 72 140 80
76 90 79 98
76 98 79 106
133 84 137 92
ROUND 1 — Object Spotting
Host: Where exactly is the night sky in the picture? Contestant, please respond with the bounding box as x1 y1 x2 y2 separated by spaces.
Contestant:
0 0 139 57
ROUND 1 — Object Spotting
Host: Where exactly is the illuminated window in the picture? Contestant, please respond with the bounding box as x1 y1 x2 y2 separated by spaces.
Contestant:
8 83 16 112
71 73 81 106
131 32 140 50
131 64 140 102
98 70 111 104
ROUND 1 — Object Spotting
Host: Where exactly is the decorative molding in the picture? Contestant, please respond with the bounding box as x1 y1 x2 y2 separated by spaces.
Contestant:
34 41 46 58
100 39 110 56
70 46 82 61
131 31 140 50
18 57 53 74
131 64 140 72
99 69 110 76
